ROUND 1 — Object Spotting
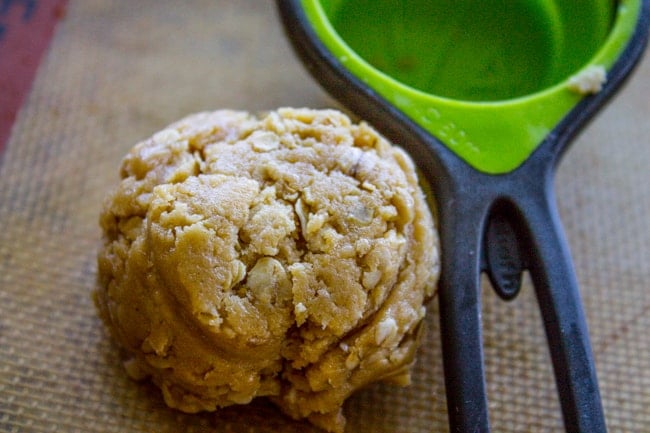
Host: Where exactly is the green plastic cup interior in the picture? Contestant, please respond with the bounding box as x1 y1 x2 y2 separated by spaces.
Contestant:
301 0 642 174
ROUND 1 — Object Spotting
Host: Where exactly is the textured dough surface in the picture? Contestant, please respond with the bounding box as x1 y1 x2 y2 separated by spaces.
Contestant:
94 108 439 432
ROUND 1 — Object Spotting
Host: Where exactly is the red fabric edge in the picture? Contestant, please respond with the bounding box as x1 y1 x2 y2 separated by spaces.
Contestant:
0 0 69 154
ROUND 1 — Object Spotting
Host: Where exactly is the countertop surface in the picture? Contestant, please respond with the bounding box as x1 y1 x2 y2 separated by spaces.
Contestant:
1 1 649 432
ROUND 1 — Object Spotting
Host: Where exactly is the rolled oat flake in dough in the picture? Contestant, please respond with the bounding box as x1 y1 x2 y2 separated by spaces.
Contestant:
94 107 440 433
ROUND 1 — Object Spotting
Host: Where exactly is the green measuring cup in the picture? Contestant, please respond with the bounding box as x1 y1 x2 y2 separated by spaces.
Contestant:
277 1 649 431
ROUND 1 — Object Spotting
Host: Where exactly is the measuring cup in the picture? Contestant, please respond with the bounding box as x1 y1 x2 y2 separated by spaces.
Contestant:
276 1 649 431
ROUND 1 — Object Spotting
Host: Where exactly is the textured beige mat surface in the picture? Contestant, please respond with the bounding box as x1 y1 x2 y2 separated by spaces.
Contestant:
1 1 649 432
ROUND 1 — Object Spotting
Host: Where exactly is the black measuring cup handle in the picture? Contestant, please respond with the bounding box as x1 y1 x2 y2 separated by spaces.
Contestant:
435 174 491 432
518 175 606 432
435 150 606 432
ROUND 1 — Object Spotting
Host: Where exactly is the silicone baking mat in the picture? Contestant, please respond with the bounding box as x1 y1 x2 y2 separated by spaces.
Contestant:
1 1 649 432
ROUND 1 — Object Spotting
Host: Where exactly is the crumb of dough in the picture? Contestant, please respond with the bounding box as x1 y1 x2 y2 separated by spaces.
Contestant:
567 65 607 95
94 108 439 433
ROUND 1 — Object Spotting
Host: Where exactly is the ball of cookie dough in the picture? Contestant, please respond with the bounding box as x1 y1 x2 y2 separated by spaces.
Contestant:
94 108 439 433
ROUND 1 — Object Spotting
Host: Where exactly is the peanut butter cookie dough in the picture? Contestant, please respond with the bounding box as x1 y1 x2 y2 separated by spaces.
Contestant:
94 108 439 432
